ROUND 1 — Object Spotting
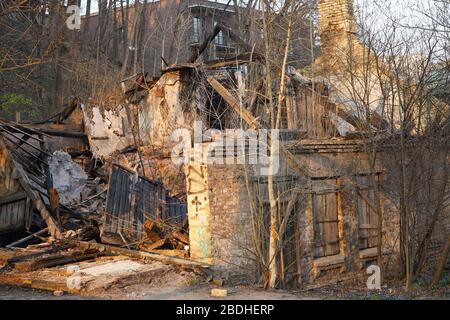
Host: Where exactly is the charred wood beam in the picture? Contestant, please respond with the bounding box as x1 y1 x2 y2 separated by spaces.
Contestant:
11 249 106 272
68 150 92 158
22 173 75 214
0 122 44 143
15 135 30 151
34 97 80 124
55 98 80 124
0 192 27 205
8 147 46 177
2 122 85 140
5 123 52 138
38 128 87 139
1 134 49 166
12 160 63 239
6 243 74 264
205 52 264 69
0 126 52 157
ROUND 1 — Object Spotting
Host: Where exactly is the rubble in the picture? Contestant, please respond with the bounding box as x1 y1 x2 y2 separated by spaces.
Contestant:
49 151 88 206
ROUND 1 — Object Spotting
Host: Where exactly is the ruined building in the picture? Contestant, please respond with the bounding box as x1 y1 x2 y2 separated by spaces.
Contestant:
0 0 448 291
80 0 449 286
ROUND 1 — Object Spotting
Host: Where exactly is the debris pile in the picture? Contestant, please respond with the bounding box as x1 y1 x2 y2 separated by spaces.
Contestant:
49 151 88 206
140 219 189 258
0 96 195 295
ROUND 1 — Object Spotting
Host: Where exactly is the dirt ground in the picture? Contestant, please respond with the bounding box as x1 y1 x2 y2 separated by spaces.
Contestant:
0 284 311 300
0 258 448 300
0 279 448 300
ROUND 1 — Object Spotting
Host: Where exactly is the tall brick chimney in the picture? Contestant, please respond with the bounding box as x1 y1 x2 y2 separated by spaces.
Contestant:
317 0 360 71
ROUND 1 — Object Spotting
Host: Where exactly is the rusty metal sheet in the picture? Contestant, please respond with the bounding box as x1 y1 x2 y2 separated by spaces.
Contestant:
104 164 187 243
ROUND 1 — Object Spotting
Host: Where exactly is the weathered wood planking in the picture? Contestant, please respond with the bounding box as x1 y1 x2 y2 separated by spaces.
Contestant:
0 193 30 234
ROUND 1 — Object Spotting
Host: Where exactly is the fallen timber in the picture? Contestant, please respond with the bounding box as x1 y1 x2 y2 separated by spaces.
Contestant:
72 240 210 271
0 240 211 294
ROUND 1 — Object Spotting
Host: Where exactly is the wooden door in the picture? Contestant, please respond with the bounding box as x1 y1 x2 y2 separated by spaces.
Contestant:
313 191 340 258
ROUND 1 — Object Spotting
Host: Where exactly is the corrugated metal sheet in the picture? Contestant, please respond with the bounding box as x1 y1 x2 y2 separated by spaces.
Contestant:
104 164 187 243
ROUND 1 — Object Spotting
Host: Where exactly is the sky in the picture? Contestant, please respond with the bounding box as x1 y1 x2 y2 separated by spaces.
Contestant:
77 0 440 33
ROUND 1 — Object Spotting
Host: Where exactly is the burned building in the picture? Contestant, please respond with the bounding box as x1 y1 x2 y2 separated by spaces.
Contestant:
0 0 448 295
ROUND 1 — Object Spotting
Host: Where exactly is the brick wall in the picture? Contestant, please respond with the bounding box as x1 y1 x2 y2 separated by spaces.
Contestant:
185 140 448 285
185 156 257 280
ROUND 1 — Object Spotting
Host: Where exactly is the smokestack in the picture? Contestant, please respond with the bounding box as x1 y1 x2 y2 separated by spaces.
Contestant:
317 0 358 71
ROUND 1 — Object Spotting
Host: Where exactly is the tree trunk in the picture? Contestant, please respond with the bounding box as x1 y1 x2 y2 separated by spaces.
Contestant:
82 0 91 55
432 236 450 286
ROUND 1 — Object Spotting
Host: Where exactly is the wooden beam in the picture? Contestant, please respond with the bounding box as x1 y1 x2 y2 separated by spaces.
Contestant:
38 128 87 139
12 160 62 239
73 240 210 270
11 249 105 272
206 76 310 177
0 191 27 205
0 127 52 157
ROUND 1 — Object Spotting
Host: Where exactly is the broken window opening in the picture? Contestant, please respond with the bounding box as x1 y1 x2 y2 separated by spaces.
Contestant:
201 86 228 130
191 17 202 44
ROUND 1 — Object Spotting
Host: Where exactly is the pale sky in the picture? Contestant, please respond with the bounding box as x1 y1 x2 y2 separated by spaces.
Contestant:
78 0 438 26
77 0 442 39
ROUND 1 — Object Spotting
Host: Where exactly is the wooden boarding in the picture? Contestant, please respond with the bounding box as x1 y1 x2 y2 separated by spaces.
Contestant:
313 191 340 258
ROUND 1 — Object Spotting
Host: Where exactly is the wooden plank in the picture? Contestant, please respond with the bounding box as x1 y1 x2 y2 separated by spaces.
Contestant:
313 190 340 257
0 248 20 265
140 238 166 251
357 190 378 214
172 230 189 244
12 160 62 239
12 250 104 272
0 192 27 205
149 249 185 258
294 210 302 287
73 240 210 270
